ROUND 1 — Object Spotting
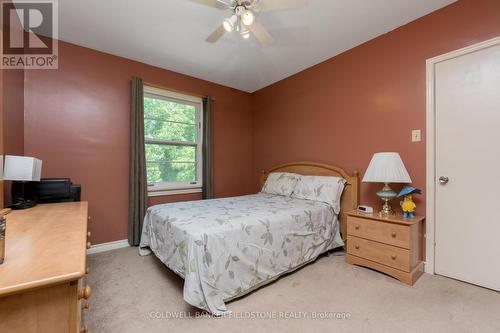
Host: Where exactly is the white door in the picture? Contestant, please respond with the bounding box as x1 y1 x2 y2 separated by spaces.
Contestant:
434 40 500 291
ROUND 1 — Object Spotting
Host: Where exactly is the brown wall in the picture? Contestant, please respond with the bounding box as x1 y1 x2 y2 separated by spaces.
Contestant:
1 5 25 206
3 69 24 157
1 68 24 206
24 41 254 244
252 0 500 212
0 55 3 209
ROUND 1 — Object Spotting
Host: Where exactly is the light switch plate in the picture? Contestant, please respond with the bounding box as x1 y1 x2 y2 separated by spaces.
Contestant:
412 129 421 142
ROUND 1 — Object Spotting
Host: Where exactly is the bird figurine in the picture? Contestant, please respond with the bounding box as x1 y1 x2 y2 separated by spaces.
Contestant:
398 186 421 219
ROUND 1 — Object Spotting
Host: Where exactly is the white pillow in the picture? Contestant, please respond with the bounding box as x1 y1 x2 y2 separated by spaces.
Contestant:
291 175 347 214
261 172 301 196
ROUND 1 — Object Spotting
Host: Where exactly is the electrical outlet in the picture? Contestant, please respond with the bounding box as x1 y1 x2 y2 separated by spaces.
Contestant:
412 129 421 142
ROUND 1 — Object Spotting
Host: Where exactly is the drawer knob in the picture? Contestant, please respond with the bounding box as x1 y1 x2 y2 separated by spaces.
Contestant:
86 241 92 249
82 302 90 310
354 245 360 250
391 231 397 238
80 325 88 333
87 231 91 238
355 224 360 230
79 285 92 300
391 254 397 260
86 266 90 274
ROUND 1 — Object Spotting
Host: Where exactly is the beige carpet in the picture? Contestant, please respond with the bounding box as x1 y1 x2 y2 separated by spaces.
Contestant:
83 247 499 333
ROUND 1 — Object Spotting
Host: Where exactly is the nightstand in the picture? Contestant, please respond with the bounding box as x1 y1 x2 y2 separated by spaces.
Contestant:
345 211 425 285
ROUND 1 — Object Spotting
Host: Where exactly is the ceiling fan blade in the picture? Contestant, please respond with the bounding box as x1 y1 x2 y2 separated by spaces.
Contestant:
255 0 308 12
206 24 226 43
189 0 232 10
248 21 273 46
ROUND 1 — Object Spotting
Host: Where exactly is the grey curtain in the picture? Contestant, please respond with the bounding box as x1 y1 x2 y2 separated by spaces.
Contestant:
128 77 147 246
202 96 214 199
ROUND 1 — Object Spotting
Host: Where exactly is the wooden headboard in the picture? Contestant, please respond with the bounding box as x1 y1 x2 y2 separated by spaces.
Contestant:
260 162 359 241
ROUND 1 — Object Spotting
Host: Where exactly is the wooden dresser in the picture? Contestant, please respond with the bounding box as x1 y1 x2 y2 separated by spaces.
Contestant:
345 211 425 285
0 202 92 333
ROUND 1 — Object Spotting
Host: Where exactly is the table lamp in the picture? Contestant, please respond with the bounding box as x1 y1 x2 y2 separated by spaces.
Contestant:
3 155 43 210
362 152 411 215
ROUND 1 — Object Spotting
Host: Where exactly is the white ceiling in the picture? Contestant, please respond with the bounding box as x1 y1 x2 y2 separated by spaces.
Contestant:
58 0 456 92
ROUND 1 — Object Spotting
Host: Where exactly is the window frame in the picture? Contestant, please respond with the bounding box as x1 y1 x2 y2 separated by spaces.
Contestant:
143 85 203 196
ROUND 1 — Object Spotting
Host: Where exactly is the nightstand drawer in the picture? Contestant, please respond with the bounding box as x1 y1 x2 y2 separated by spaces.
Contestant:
347 236 411 272
347 216 410 249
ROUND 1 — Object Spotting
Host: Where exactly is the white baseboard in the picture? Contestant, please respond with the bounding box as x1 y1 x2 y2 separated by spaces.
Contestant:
87 239 130 255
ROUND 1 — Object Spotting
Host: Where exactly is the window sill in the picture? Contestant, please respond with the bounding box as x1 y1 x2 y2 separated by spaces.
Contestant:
148 188 202 197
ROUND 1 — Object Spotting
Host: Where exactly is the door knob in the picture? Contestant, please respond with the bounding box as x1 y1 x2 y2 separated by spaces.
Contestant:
438 176 449 185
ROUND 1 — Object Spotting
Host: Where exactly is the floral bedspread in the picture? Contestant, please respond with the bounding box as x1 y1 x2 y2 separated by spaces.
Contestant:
139 193 344 315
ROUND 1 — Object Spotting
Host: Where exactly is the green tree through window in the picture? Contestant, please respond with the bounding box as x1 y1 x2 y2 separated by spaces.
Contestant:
144 89 202 190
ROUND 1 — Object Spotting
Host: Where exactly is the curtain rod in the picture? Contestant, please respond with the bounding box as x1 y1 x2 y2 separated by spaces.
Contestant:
144 82 215 101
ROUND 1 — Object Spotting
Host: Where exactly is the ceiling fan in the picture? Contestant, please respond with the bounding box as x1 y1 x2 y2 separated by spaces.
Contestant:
192 0 308 46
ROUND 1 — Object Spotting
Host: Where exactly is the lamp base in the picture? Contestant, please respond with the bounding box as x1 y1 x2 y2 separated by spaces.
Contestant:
380 199 395 215
10 198 37 210
376 183 397 215
10 181 37 210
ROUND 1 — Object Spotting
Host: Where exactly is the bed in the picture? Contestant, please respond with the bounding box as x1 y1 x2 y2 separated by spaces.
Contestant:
139 162 359 315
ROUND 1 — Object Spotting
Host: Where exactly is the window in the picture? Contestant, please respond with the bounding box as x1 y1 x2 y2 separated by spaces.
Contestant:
143 86 203 195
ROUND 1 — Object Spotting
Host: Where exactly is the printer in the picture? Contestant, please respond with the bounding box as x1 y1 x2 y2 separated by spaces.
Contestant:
11 178 81 209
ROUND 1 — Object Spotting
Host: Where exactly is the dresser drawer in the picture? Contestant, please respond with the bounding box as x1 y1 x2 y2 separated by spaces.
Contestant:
347 236 411 272
347 216 410 248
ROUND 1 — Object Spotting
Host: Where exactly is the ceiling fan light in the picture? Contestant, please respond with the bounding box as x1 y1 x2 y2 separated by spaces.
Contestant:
242 31 250 39
223 15 237 32
223 21 232 32
242 10 255 26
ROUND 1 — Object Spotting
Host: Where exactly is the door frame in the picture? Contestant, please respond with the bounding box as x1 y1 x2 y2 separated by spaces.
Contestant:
425 36 500 274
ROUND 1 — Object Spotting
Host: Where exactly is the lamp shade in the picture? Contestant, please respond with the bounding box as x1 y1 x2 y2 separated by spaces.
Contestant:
3 155 42 181
362 152 411 184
